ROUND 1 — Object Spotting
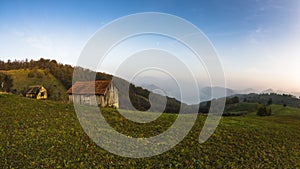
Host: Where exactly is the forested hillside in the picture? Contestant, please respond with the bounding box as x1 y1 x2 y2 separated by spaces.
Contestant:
236 93 300 108
0 58 186 113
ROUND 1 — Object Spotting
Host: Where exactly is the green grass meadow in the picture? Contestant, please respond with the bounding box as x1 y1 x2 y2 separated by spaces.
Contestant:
0 94 299 168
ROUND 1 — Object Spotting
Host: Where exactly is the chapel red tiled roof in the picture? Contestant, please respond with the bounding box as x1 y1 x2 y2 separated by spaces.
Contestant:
66 80 111 95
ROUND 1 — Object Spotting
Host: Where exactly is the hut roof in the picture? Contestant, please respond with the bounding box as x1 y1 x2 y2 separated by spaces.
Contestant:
26 86 42 95
66 80 112 95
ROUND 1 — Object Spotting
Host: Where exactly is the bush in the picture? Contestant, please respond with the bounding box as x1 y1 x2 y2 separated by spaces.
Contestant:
27 71 35 78
28 68 43 78
257 105 272 116
0 72 13 92
226 96 239 105
36 71 43 78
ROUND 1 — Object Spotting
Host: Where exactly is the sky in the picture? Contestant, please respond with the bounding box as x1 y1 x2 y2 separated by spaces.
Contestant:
0 0 300 93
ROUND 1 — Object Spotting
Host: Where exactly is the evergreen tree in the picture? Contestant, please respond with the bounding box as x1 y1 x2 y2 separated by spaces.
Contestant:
267 97 273 105
0 72 13 92
257 105 272 116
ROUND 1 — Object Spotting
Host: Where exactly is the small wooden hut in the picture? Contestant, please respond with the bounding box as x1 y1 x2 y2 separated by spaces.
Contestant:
26 86 48 99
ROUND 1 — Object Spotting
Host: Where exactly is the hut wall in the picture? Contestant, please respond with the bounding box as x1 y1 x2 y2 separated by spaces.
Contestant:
69 83 118 108
36 87 47 100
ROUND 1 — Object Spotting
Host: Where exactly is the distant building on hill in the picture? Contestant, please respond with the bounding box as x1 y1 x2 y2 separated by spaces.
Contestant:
26 85 48 99
66 80 118 108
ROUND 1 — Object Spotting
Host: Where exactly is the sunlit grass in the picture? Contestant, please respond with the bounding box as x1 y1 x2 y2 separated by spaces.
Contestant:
0 94 299 168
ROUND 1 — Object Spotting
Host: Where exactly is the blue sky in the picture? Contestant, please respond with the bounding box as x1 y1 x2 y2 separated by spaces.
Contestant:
0 0 299 92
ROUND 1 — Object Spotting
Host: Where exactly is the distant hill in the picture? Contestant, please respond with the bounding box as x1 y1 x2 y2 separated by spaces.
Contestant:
261 88 276 94
0 69 68 101
260 88 300 98
200 86 236 101
199 86 300 106
235 93 300 108
233 88 257 94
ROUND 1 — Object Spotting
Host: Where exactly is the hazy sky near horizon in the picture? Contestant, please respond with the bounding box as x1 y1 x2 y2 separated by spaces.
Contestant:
0 0 299 92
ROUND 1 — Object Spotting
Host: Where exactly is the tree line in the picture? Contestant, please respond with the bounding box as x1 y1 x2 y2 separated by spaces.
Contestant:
0 58 112 90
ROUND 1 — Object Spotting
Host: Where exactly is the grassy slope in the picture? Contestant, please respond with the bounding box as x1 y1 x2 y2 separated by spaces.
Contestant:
224 102 259 115
0 69 67 100
0 94 299 168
